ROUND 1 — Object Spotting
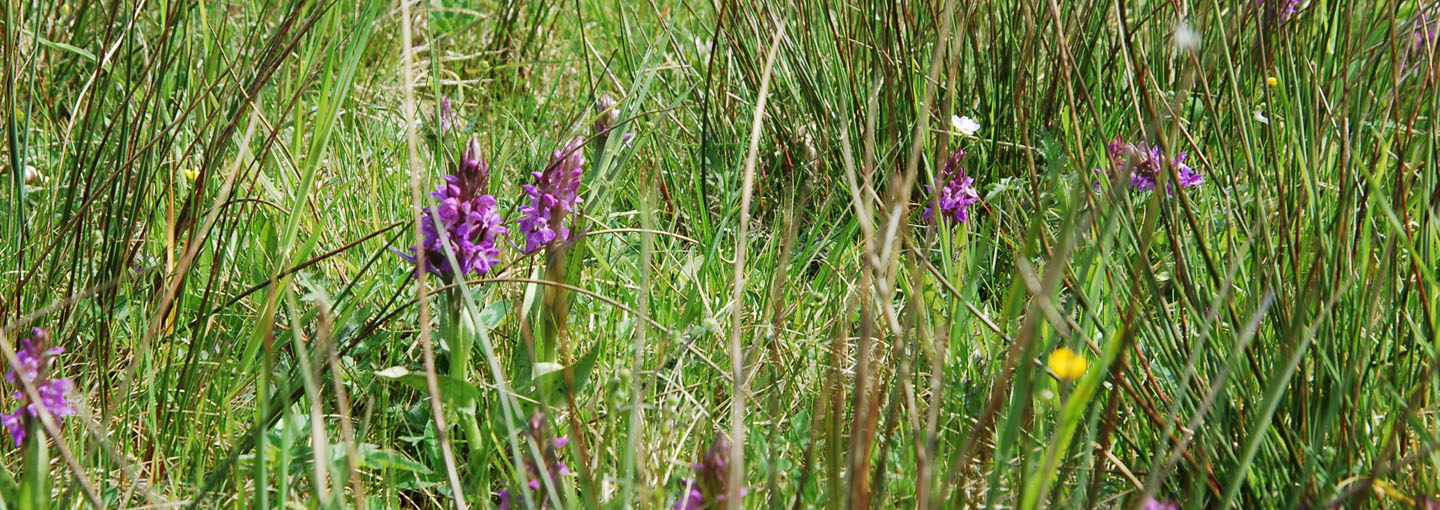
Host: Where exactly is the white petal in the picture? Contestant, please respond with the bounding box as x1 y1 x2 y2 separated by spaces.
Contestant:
951 115 981 136
1175 21 1201 50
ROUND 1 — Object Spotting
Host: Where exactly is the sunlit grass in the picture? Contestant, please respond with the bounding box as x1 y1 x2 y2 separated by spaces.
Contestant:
1 0 1437 509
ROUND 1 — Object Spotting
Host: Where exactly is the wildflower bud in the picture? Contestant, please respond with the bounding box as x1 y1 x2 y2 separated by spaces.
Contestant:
439 95 459 135
699 434 731 480
2 165 45 185
459 136 489 193
594 95 619 136
675 433 745 510
24 165 45 185
791 124 823 189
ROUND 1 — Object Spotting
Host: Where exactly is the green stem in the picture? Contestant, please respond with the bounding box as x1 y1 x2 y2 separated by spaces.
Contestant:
447 290 475 384
445 289 487 480
20 418 49 510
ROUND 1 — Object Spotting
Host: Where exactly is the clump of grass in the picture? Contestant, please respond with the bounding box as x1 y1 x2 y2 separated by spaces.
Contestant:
1 0 1436 508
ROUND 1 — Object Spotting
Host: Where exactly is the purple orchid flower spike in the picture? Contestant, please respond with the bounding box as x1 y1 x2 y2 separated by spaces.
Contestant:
402 136 507 280
498 413 572 509
1096 137 1204 196
518 137 586 254
2 328 76 447
1142 497 1179 510
1257 0 1302 24
923 148 981 225
673 433 746 510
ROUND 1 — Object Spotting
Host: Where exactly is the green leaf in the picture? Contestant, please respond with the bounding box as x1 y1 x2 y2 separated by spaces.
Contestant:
19 29 97 62
569 344 601 393
0 459 16 508
354 444 433 475
528 344 602 397
533 362 564 379
376 367 481 411
479 301 510 329
21 429 51 510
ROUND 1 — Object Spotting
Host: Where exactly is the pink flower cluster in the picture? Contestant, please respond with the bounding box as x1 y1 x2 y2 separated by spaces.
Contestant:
1097 137 1204 195
2 328 75 447
674 434 745 510
405 137 508 280
497 414 571 509
517 137 586 254
924 149 981 225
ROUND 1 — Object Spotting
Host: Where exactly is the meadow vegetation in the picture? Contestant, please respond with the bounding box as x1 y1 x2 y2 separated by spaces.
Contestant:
1 0 1438 508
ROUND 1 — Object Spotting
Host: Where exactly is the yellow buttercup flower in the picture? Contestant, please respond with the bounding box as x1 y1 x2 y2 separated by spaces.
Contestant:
184 167 199 181
1266 76 1278 87
1048 347 1088 381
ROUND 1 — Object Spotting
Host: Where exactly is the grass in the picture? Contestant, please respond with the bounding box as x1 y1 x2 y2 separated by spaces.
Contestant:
1 0 1438 508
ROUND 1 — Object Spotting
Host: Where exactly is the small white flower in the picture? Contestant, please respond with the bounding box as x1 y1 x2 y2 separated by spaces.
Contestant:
951 115 981 137
1253 109 1270 124
1175 21 1201 51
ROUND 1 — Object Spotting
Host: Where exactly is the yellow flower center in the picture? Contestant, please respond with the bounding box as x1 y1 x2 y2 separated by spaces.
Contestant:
1048 347 1088 380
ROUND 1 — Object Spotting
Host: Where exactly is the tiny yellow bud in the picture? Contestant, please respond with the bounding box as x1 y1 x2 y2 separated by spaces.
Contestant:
1048 347 1088 381
1266 76 1278 87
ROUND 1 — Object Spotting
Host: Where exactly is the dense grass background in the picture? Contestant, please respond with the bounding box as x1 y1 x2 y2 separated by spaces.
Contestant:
2 0 1438 508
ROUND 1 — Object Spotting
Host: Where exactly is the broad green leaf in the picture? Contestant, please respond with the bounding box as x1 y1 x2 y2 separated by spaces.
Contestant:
376 367 481 411
479 301 510 329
